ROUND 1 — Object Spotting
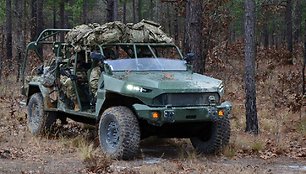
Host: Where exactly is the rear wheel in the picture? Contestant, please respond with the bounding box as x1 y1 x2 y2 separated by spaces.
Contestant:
190 117 230 154
27 93 57 136
98 106 140 160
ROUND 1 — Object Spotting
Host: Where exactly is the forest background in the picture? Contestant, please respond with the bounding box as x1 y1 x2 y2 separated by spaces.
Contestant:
0 0 305 173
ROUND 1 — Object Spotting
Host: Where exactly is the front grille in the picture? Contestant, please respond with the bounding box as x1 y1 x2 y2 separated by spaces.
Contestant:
152 93 220 106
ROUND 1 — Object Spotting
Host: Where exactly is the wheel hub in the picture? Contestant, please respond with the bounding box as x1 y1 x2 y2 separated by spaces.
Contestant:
106 121 119 149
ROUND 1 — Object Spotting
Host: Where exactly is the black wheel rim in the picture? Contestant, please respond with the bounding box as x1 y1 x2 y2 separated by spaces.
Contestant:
106 121 119 150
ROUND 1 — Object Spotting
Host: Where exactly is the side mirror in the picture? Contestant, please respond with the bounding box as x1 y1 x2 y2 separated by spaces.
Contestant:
90 51 104 61
184 53 195 63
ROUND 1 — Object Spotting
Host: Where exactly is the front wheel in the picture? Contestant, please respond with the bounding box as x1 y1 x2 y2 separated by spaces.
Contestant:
190 117 230 154
98 106 140 160
27 93 57 136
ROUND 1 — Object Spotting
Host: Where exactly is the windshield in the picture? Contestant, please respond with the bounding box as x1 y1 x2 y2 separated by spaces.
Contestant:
105 58 187 71
101 44 186 71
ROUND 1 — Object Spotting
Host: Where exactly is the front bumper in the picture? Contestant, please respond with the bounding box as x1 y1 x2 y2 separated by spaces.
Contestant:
133 101 232 126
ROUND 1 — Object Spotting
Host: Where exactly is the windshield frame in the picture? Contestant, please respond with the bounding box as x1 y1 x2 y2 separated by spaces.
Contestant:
97 43 186 72
97 43 184 59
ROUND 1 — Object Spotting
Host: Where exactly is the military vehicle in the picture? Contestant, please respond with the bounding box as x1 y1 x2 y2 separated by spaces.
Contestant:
21 27 232 160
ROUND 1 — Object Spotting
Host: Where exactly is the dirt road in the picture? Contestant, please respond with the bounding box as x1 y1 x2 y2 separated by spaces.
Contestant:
0 128 305 174
0 101 305 174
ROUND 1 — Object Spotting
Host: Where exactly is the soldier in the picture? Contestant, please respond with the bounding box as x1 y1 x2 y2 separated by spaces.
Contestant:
89 51 103 98
89 63 101 98
138 47 153 57
60 74 79 111
60 52 87 111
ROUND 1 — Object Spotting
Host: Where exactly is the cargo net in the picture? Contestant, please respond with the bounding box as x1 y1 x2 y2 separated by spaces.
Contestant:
65 20 174 51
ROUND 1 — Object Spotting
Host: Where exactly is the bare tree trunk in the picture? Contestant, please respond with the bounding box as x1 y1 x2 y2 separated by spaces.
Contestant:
30 0 37 41
167 4 171 36
15 0 25 82
37 0 44 34
106 0 114 22
271 18 276 47
303 20 306 96
138 0 142 21
59 0 65 41
149 0 154 20
23 0 28 37
53 1 56 28
304 39 306 96
294 0 301 43
123 0 127 23
113 0 118 21
0 26 3 81
263 8 269 48
83 0 88 23
184 0 204 73
37 0 44 57
154 0 160 22
174 4 179 46
64 12 69 29
285 0 293 56
132 0 136 23
6 0 13 69
244 0 258 134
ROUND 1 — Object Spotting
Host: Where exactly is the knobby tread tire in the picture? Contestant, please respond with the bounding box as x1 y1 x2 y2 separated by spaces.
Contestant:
27 93 57 136
220 116 230 145
98 106 140 160
190 117 230 154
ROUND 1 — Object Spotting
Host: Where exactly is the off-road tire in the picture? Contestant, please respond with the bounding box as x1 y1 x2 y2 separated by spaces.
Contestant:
190 117 230 154
27 93 57 136
98 106 140 160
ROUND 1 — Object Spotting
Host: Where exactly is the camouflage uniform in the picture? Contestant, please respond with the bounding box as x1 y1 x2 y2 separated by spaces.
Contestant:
60 75 75 100
90 66 101 97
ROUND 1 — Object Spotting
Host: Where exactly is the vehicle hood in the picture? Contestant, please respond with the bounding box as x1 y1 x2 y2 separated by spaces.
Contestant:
105 71 223 93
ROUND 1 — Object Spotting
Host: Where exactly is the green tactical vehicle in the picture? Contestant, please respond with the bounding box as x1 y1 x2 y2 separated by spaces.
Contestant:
21 29 232 160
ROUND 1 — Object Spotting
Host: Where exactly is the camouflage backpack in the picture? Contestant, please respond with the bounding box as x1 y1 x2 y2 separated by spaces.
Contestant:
65 20 174 51
85 21 126 46
126 20 174 43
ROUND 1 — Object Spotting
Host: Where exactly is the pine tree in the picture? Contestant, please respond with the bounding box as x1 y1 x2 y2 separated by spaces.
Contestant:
244 0 258 134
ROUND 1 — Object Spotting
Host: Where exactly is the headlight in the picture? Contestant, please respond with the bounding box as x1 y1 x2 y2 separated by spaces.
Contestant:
126 84 151 93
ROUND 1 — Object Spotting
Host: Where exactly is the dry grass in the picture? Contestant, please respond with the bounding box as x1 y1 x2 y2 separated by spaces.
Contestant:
78 141 96 161
137 165 167 174
231 133 266 153
83 155 112 173
59 133 113 173
297 117 306 136
251 140 264 153
223 144 236 158
59 134 92 151
177 145 199 160
31 137 43 150
275 139 288 154
260 118 278 134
